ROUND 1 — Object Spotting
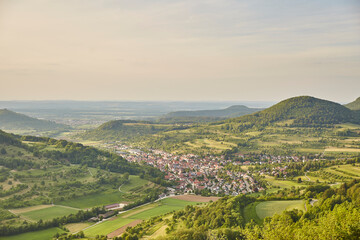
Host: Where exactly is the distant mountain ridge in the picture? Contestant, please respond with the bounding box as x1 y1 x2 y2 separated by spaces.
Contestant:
158 105 263 123
163 105 262 118
345 97 360 111
0 109 68 131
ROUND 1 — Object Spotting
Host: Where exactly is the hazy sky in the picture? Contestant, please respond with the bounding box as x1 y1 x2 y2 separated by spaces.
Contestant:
0 0 359 103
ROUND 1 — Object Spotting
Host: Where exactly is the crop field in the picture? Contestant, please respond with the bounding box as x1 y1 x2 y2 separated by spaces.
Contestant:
21 205 79 221
255 200 305 220
0 227 65 240
84 198 199 237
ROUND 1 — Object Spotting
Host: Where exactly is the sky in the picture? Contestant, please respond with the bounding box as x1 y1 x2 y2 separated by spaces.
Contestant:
0 0 359 103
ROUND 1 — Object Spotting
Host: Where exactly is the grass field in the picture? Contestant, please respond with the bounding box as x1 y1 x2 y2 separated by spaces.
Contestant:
21 205 79 221
120 175 149 192
10 205 53 215
84 217 135 237
58 175 151 209
243 202 262 224
65 222 92 233
255 200 305 220
58 191 126 209
0 227 65 240
84 198 199 237
264 176 305 189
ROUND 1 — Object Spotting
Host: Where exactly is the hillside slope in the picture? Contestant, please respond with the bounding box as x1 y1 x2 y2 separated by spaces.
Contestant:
0 109 68 131
79 120 184 141
345 97 360 110
227 96 360 126
77 96 360 155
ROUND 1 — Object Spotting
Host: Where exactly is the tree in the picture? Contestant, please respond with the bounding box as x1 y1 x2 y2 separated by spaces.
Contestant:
0 148 6 155
297 178 302 183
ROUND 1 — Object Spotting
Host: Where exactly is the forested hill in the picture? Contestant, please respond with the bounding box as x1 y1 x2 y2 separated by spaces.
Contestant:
0 130 167 185
79 120 181 141
345 97 360 110
0 109 68 131
164 105 261 117
225 96 360 127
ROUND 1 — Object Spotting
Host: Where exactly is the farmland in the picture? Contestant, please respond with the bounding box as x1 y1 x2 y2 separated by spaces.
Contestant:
20 206 79 221
84 197 205 238
0 228 65 240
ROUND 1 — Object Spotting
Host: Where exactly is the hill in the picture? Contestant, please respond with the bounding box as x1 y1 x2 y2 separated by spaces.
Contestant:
159 105 262 123
0 130 167 237
77 96 360 155
226 96 360 127
0 109 68 131
345 97 360 110
79 120 183 142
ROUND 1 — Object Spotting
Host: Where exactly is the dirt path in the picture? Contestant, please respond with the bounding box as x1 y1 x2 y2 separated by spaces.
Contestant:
107 219 142 238
170 195 220 202
54 204 82 211
118 183 125 193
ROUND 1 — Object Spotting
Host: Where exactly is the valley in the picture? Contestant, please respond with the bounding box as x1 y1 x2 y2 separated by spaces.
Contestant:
0 96 360 239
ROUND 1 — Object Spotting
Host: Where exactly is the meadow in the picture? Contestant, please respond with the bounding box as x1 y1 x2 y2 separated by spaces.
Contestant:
255 200 305 220
0 228 65 240
21 206 79 221
84 197 200 237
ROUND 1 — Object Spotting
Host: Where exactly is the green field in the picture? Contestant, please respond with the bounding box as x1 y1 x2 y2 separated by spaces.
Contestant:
120 175 150 192
255 200 305 220
84 198 199 237
21 206 79 221
58 175 151 209
128 198 198 220
84 217 134 237
0 227 65 240
58 191 126 209
264 176 306 189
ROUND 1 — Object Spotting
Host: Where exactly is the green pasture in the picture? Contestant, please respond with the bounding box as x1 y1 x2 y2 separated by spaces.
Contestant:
0 227 65 240
21 206 79 221
255 200 305 220
84 217 134 237
58 175 151 209
120 175 149 192
84 198 199 237
57 191 126 209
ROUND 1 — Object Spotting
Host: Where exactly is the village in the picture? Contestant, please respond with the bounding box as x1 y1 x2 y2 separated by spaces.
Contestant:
98 142 306 196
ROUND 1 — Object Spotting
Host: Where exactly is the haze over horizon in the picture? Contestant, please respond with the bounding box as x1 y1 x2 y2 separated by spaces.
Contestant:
1 0 359 103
